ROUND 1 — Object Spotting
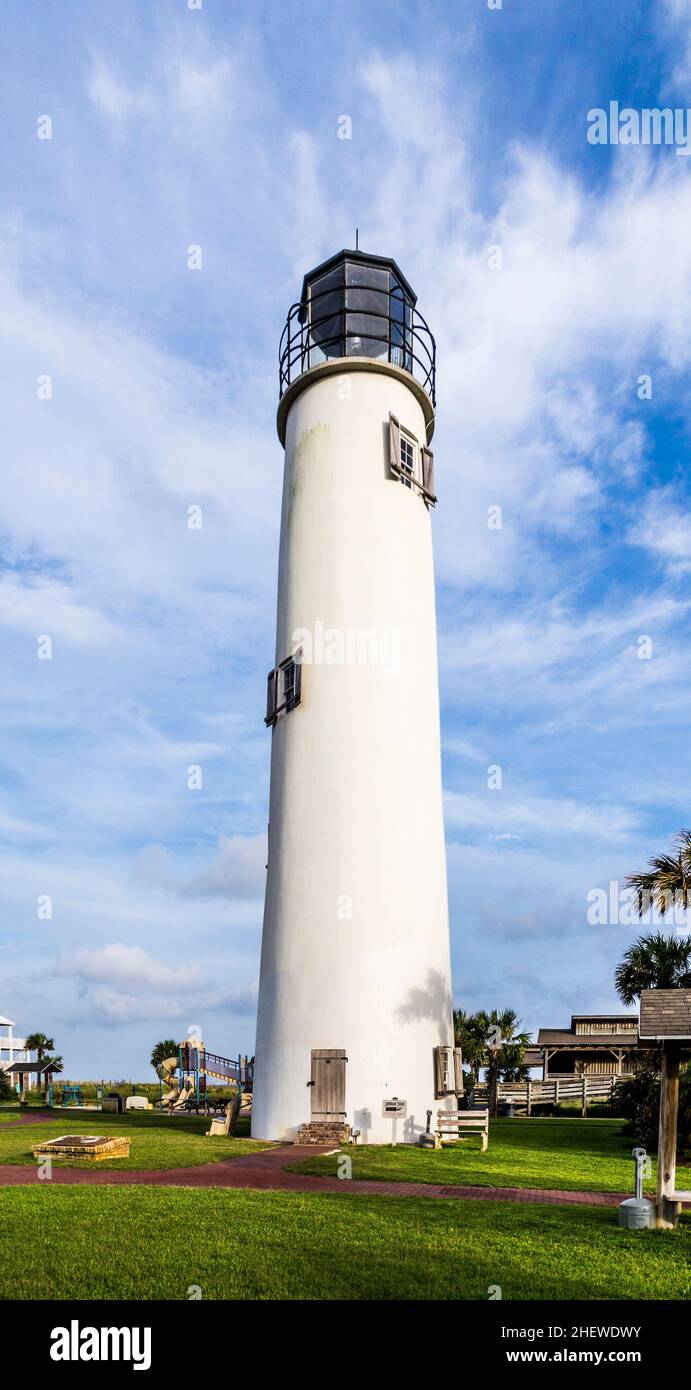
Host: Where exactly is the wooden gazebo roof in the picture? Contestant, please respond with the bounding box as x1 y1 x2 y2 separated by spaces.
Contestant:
536 1029 638 1049
639 989 691 1042
4 1061 59 1075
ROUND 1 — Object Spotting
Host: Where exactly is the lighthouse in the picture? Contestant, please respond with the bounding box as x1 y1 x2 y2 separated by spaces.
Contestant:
252 249 458 1144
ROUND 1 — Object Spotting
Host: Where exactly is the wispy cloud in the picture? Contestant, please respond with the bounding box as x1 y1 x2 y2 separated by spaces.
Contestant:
629 486 691 577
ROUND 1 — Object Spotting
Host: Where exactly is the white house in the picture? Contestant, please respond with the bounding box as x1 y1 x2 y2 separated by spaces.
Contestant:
0 1015 34 1090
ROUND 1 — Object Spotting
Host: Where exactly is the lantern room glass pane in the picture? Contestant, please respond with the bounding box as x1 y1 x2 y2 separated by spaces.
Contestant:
390 274 412 373
307 265 345 364
345 261 390 358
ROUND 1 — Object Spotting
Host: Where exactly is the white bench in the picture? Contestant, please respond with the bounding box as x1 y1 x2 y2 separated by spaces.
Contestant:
436 1108 489 1152
205 1095 239 1138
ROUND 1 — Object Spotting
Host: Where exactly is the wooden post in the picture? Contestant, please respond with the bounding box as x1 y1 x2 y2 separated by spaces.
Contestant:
526 1079 532 1117
581 1075 587 1118
554 1079 560 1106
656 1042 680 1230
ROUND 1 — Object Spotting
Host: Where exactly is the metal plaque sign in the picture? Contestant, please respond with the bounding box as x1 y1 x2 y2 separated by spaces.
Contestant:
382 1097 407 1118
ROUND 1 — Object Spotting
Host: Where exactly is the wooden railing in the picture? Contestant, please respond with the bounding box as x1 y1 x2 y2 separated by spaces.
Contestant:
470 1076 623 1114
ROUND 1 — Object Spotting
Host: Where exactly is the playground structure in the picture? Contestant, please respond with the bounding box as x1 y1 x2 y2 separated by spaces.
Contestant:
47 1083 104 1109
156 1043 253 1116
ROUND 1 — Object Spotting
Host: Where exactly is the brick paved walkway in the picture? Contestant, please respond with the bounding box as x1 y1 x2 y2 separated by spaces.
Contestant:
1 1113 55 1127
0 1132 626 1206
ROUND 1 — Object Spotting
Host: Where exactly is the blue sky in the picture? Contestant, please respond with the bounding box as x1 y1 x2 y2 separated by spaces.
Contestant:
2 0 691 1079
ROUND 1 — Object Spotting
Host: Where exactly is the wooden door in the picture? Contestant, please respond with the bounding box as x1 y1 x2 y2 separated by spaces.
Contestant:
310 1049 347 1120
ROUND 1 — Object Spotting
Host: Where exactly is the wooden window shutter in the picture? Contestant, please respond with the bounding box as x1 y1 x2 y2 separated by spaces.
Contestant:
265 668 278 726
434 1044 454 1097
453 1046 464 1095
293 651 302 708
421 446 436 504
388 413 401 478
434 1046 443 1096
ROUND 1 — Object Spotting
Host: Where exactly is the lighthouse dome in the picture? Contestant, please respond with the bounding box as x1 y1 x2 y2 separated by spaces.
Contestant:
279 248 435 407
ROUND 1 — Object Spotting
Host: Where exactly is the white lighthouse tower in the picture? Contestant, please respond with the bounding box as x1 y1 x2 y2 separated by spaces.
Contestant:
252 250 458 1144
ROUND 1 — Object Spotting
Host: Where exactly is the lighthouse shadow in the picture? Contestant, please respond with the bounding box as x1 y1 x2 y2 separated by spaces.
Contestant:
395 969 453 1033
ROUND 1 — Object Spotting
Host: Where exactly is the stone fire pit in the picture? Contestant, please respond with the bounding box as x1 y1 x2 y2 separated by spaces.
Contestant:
31 1134 130 1161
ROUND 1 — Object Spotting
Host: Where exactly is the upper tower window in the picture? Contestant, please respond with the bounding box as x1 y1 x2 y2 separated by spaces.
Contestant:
279 249 435 406
399 431 416 489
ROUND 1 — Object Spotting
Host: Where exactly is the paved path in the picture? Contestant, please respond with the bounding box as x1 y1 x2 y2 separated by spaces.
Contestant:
1 1112 55 1128
0 1132 626 1205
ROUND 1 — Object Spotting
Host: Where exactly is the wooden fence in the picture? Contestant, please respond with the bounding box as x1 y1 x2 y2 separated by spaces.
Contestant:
470 1075 623 1115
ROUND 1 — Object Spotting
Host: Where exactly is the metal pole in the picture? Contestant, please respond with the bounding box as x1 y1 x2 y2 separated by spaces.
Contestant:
634 1148 644 1200
656 1042 680 1229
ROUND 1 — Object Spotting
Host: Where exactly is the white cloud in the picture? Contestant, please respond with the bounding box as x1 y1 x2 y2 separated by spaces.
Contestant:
87 58 157 122
629 486 691 576
662 0 691 86
444 789 640 841
57 943 199 992
76 987 186 1026
0 574 116 645
179 834 268 900
87 47 236 127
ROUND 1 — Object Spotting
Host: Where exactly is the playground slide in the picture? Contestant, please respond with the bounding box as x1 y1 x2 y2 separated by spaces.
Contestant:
157 1056 182 1108
156 1047 253 1111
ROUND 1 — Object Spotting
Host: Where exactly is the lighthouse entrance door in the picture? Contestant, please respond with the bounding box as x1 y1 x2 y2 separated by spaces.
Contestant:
310 1049 347 1121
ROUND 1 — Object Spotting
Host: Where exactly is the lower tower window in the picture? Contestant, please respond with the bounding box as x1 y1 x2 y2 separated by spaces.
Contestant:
265 650 303 726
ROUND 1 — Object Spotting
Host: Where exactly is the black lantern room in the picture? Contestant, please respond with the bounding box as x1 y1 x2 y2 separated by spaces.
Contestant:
279 249 435 404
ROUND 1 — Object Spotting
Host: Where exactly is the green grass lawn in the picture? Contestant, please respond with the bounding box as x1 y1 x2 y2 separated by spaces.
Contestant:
0 1108 271 1170
291 1118 691 1195
0 1185 688 1300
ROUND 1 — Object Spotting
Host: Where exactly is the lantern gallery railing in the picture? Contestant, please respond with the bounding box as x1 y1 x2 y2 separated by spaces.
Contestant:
279 280 436 405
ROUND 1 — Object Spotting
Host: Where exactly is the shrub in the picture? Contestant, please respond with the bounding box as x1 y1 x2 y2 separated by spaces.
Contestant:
0 1070 15 1102
551 1100 625 1118
618 1062 691 1156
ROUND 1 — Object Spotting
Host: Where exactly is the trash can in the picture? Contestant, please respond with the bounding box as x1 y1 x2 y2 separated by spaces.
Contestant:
498 1101 516 1118
102 1093 125 1115
618 1197 655 1229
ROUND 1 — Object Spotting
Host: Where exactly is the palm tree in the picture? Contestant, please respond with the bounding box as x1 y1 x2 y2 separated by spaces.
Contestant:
453 1010 485 1085
24 1033 55 1066
455 1009 530 1115
150 1040 179 1073
477 1009 531 1116
625 829 691 916
614 932 691 1005
501 1061 530 1083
